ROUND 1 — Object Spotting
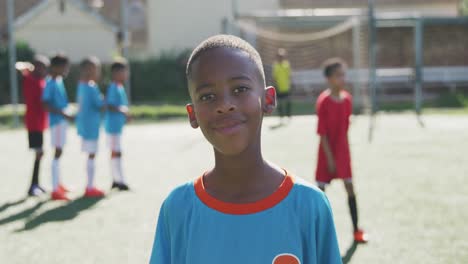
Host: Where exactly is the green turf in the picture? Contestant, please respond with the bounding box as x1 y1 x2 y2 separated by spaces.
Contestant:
0 114 467 263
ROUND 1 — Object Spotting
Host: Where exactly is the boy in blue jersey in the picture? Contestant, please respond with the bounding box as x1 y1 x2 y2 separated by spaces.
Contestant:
42 54 73 201
76 57 106 198
150 35 341 264
105 59 131 191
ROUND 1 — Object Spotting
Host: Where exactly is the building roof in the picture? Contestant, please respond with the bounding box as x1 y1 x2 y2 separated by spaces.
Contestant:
0 0 147 45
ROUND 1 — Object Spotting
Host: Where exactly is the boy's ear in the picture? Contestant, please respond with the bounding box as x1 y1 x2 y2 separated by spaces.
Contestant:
186 104 199 129
263 86 277 115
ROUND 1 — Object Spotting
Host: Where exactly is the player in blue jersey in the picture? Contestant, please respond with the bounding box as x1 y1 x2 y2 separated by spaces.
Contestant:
105 59 131 191
76 57 106 198
42 54 73 201
149 35 341 264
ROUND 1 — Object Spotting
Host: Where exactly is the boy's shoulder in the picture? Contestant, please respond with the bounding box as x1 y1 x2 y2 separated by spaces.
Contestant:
291 176 326 200
343 90 353 100
163 181 196 209
316 90 330 104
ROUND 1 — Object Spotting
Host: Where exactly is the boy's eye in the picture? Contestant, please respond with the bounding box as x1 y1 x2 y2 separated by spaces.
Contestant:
199 94 215 101
233 86 249 94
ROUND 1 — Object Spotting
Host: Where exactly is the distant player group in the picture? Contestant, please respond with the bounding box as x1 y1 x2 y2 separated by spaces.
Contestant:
18 53 131 201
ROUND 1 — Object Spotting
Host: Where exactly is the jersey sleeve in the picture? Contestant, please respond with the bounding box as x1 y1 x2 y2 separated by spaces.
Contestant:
149 200 171 264
42 81 53 103
346 94 353 130
315 193 341 264
106 85 119 106
316 98 328 136
92 88 104 109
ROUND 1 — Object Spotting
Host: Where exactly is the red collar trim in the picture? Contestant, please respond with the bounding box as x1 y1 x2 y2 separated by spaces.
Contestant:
194 171 294 215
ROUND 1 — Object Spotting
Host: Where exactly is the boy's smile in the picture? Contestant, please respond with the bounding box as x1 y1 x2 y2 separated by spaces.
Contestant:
188 47 267 155
211 113 247 136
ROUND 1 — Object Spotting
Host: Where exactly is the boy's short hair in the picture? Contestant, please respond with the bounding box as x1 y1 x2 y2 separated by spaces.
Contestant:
322 58 347 78
80 56 100 71
33 54 50 68
186 35 265 85
111 58 128 73
50 53 69 67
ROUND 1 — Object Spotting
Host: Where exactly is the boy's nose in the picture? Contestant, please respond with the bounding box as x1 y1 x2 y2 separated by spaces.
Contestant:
216 95 236 114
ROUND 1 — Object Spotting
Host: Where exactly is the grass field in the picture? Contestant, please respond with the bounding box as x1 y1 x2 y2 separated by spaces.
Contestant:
0 113 467 263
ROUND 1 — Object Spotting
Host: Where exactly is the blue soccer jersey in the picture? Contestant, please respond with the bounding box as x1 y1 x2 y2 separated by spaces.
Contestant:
150 173 341 264
42 77 68 127
76 81 104 140
105 82 128 134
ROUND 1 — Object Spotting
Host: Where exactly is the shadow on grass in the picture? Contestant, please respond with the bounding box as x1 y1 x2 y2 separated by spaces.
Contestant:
269 122 286 130
0 198 46 226
417 113 425 128
15 196 104 232
342 240 359 264
0 197 29 213
269 119 292 130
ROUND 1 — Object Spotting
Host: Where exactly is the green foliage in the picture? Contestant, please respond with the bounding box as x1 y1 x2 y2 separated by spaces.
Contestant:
432 92 468 108
0 104 187 127
0 42 35 104
460 0 468 16
129 50 191 103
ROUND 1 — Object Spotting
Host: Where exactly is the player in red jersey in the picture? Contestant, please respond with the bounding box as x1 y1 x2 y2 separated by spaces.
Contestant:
17 55 50 196
315 58 368 243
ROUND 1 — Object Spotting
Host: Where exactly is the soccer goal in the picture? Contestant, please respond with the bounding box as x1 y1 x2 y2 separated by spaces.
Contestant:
226 10 371 115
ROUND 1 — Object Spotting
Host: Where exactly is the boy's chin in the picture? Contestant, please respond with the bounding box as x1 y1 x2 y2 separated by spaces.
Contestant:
213 142 250 157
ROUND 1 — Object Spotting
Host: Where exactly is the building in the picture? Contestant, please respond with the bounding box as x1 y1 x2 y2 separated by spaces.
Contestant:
0 0 148 62
146 0 279 55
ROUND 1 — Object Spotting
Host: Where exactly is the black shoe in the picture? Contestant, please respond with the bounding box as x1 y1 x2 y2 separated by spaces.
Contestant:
117 183 130 191
111 182 120 189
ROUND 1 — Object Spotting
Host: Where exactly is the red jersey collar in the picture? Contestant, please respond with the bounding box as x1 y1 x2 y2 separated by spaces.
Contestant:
194 170 294 215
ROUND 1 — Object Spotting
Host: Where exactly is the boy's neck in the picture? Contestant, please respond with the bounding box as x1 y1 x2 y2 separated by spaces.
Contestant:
329 86 342 97
206 141 285 203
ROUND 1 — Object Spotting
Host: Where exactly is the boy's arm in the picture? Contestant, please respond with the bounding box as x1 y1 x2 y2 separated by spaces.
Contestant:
42 101 74 121
15 62 33 76
149 201 171 264
42 85 73 121
93 89 106 111
107 105 131 121
320 136 336 174
317 101 335 173
106 86 131 120
315 193 342 264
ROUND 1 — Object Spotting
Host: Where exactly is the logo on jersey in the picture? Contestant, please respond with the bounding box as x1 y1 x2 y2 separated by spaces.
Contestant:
272 253 300 264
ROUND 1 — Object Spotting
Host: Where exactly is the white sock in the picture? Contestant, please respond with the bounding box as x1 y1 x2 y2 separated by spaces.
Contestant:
52 159 60 191
111 157 125 184
87 158 95 189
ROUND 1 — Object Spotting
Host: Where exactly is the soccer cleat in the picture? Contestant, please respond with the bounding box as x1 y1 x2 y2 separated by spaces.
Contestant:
354 229 369 243
84 187 105 198
111 182 130 191
28 185 46 196
57 184 70 193
111 181 120 189
51 189 70 201
116 183 130 191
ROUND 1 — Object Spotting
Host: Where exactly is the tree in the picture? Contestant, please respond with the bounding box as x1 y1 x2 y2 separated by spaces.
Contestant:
461 0 468 16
